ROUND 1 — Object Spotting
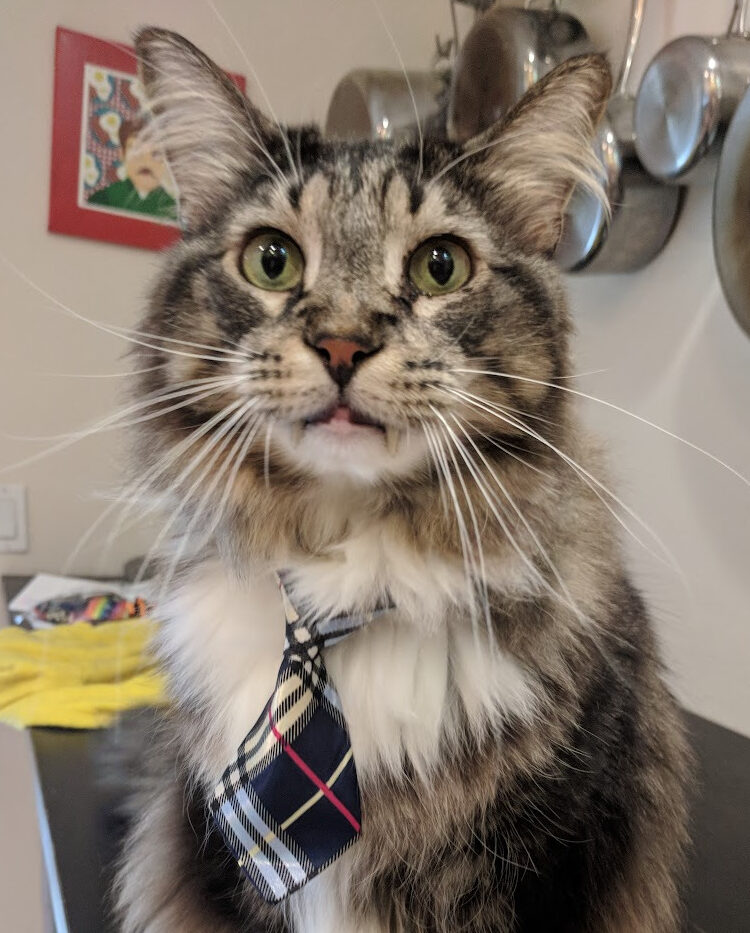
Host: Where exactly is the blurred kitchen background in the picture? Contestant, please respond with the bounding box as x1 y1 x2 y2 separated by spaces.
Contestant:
1 0 749 928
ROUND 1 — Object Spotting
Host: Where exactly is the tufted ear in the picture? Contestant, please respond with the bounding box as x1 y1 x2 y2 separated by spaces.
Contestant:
464 55 612 255
134 27 282 230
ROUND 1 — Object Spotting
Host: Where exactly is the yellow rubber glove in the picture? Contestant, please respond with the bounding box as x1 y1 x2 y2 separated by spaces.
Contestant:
0 619 168 729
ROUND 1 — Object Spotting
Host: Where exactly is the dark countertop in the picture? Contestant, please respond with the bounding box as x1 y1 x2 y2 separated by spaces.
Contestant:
4 575 750 932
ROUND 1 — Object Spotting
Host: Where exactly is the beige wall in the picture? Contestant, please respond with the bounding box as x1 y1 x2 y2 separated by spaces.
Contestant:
0 0 749 929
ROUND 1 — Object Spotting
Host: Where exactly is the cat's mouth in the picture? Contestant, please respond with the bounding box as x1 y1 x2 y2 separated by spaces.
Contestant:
306 404 384 432
291 404 400 455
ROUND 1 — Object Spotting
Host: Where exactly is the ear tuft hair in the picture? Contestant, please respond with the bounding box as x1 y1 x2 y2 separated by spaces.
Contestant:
133 27 278 230
462 55 612 255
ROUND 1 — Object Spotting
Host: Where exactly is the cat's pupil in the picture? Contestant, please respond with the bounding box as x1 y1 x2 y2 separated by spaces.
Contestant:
261 242 287 279
428 247 454 286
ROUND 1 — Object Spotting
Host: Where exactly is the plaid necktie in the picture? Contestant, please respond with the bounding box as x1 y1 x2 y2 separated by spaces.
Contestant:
210 574 391 903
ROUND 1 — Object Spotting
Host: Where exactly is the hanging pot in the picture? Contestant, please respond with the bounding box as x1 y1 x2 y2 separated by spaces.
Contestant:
325 69 443 142
713 82 750 337
447 0 592 143
634 0 750 185
555 0 683 273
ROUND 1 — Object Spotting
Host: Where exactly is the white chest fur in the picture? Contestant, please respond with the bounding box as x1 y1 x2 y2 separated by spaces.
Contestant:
157 528 539 931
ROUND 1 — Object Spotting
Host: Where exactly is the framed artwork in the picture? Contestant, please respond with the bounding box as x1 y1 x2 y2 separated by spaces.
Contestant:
48 27 246 251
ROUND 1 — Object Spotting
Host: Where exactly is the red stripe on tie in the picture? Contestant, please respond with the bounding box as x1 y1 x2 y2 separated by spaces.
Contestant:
268 708 361 832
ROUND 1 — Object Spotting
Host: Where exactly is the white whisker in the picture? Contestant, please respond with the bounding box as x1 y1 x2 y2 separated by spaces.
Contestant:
212 414 266 531
263 420 274 489
453 367 750 489
35 364 168 379
204 0 300 184
124 31 290 188
368 0 424 183
153 405 263 596
92 35 285 183
429 417 488 637
470 422 553 479
432 409 514 646
423 420 477 624
5 376 244 442
443 385 683 577
140 399 258 589
63 397 247 574
421 422 451 519
0 379 243 476
0 252 256 365
450 412 593 632
108 324 254 359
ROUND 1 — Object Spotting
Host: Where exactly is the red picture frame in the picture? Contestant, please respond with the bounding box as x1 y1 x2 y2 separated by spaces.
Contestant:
48 27 246 251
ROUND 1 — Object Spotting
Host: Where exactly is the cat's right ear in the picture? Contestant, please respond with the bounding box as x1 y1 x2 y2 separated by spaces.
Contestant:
457 55 611 256
134 27 280 230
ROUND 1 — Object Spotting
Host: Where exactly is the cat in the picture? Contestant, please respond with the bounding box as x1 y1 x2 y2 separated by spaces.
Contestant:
114 27 691 933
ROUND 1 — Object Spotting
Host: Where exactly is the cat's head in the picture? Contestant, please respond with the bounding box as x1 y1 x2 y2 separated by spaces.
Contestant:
132 28 610 545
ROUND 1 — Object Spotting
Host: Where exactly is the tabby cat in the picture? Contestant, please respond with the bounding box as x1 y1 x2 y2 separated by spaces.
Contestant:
115 27 690 933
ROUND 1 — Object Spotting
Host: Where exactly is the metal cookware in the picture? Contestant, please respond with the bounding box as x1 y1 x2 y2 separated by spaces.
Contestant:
555 0 683 273
325 69 443 142
634 0 750 185
713 83 750 337
447 0 591 142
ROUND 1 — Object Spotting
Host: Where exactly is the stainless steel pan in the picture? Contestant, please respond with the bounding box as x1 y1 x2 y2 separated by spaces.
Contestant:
325 69 443 142
713 83 750 337
447 0 591 143
555 0 683 273
634 0 750 185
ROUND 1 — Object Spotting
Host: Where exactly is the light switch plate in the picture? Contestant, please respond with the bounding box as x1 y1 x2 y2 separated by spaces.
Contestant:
0 485 28 553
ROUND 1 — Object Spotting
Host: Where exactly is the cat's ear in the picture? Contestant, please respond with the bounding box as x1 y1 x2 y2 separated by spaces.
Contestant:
134 27 280 229
464 55 612 255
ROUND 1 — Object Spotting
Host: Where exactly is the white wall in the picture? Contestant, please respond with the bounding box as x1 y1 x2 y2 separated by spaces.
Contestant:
564 0 750 741
0 0 749 928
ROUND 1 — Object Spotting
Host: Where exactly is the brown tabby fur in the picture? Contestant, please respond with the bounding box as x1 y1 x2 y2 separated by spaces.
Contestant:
113 28 691 933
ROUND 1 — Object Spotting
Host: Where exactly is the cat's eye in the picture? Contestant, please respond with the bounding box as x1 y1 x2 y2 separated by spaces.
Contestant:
408 237 471 296
240 230 304 291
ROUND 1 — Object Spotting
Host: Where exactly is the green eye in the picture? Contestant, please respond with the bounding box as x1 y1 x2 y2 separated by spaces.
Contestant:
240 230 304 291
408 237 471 296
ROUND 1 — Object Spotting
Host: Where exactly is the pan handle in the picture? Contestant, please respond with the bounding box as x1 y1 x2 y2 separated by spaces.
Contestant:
728 0 750 37
615 0 646 97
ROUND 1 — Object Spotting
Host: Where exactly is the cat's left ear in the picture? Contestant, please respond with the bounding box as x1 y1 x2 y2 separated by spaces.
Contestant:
462 55 612 255
134 27 280 229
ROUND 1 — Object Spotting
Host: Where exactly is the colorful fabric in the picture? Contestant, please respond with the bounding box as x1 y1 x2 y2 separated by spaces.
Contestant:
210 575 391 903
31 591 149 625
0 618 167 729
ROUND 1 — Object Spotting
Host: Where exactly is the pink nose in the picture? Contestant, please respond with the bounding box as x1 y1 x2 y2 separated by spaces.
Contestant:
315 337 370 371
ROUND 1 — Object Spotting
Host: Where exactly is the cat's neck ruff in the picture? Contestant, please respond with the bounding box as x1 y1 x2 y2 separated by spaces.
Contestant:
157 521 540 789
